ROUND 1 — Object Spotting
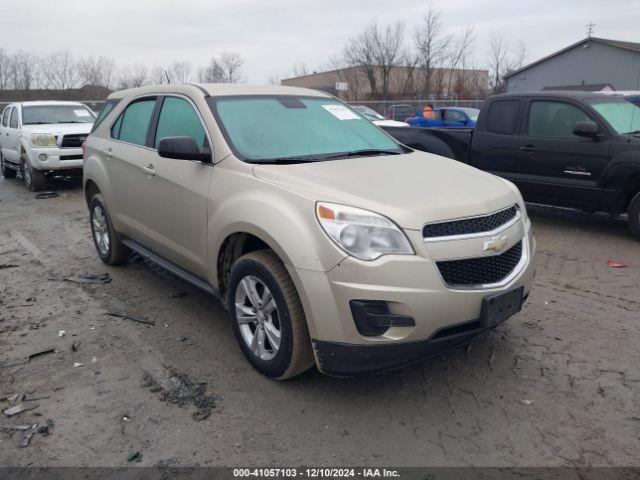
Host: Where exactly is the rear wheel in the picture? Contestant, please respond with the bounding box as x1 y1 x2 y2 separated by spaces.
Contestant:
1 152 17 179
228 250 314 380
628 191 640 238
89 193 130 265
20 155 47 191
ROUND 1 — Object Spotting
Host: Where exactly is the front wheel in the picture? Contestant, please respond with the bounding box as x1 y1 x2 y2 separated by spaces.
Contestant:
227 250 314 379
628 191 640 238
89 194 130 265
1 152 17 179
21 156 47 191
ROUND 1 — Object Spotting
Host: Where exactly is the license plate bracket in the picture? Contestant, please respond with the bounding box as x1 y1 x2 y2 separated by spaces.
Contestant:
480 286 524 328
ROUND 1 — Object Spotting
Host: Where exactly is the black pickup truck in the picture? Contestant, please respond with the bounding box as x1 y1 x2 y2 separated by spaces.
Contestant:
384 92 640 237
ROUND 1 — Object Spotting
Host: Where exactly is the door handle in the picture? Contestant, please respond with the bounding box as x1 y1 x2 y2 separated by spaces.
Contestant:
519 145 536 153
142 164 156 176
103 147 112 158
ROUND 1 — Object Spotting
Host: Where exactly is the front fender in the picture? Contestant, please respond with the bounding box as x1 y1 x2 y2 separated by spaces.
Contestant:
207 167 347 289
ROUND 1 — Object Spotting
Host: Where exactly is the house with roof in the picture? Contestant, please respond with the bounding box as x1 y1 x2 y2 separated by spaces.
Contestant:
505 37 640 93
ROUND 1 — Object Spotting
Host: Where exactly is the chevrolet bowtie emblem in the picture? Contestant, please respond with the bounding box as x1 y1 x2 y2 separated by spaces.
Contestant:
483 235 508 253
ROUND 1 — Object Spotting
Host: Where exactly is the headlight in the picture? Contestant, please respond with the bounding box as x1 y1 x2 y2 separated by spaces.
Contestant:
31 133 57 147
316 202 414 261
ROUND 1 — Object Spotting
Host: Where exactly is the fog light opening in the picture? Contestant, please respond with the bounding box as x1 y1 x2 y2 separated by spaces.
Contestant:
38 153 48 162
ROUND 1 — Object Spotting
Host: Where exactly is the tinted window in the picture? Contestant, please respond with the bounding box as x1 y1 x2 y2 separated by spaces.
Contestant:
2 107 10 127
154 97 206 148
486 100 520 135
210 96 400 162
9 108 18 128
115 99 156 146
528 101 592 138
444 110 465 122
91 99 120 133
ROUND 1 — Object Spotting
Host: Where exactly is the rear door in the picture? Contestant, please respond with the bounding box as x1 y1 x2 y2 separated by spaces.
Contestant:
513 99 609 207
141 95 213 277
469 98 522 174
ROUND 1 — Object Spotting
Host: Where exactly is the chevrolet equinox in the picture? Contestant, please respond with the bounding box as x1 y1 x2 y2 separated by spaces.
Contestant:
84 84 536 379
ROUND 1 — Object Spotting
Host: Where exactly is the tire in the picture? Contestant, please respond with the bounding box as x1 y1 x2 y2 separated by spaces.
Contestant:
89 193 131 265
628 191 640 238
227 249 314 380
20 155 47 191
1 151 17 179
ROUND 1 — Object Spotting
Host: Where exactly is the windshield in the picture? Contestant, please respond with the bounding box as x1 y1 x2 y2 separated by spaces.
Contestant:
209 96 401 162
353 105 385 121
23 105 95 125
586 98 640 134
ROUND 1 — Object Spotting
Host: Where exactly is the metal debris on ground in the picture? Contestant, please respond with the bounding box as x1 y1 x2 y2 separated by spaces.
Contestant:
3 402 39 417
73 362 83 368
58 330 66 337
34 192 59 199
64 273 111 285
127 451 142 462
141 367 217 422
17 424 38 448
28 348 56 362
106 312 156 325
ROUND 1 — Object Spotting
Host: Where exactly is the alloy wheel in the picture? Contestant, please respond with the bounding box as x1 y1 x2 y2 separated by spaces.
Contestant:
91 203 110 257
234 275 281 361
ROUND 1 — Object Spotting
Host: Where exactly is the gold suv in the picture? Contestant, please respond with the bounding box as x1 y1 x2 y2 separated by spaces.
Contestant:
84 84 536 379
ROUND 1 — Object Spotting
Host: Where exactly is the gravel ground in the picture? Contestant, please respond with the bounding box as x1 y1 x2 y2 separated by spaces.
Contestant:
0 175 639 468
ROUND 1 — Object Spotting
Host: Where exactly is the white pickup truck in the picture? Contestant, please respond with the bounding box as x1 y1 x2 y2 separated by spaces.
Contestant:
0 101 96 190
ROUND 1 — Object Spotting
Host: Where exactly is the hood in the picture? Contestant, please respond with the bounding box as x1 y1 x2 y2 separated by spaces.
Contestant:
21 123 92 135
253 151 518 230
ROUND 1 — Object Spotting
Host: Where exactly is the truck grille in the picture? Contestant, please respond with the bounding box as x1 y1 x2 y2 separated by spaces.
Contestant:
60 134 88 148
436 240 523 288
423 205 518 239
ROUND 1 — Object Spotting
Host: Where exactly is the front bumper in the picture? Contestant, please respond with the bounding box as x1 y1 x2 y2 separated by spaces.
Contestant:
290 215 536 375
28 147 83 170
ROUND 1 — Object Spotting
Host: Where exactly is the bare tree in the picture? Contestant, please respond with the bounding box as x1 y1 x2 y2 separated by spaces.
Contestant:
488 33 509 93
289 61 309 78
342 24 379 99
77 55 115 88
414 6 450 98
372 21 405 100
41 50 78 89
198 57 225 83
9 51 39 92
169 61 192 83
445 27 474 98
0 48 13 89
117 63 149 89
507 40 528 73
219 52 244 83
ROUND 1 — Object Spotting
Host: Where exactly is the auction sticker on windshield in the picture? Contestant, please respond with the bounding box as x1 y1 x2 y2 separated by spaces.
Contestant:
322 104 360 120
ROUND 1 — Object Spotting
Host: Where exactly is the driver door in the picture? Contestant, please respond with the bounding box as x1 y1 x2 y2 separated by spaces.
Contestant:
141 95 214 278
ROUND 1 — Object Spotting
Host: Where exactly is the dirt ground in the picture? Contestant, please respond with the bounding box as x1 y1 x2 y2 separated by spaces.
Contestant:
0 175 639 468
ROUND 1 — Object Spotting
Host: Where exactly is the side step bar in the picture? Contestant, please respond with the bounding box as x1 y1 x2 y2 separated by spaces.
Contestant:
121 236 219 298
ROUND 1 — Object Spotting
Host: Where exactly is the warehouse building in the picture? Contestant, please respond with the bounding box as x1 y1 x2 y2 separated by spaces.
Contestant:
282 65 488 101
505 37 640 93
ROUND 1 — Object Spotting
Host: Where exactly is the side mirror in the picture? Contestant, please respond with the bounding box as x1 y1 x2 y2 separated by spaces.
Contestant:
573 121 601 140
157 136 211 162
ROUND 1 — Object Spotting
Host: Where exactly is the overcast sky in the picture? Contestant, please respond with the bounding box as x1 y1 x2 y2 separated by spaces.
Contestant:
1 0 638 84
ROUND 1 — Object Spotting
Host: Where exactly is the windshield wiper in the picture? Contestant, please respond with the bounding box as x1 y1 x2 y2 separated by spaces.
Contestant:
318 149 402 160
24 122 50 125
57 121 84 123
624 130 640 135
